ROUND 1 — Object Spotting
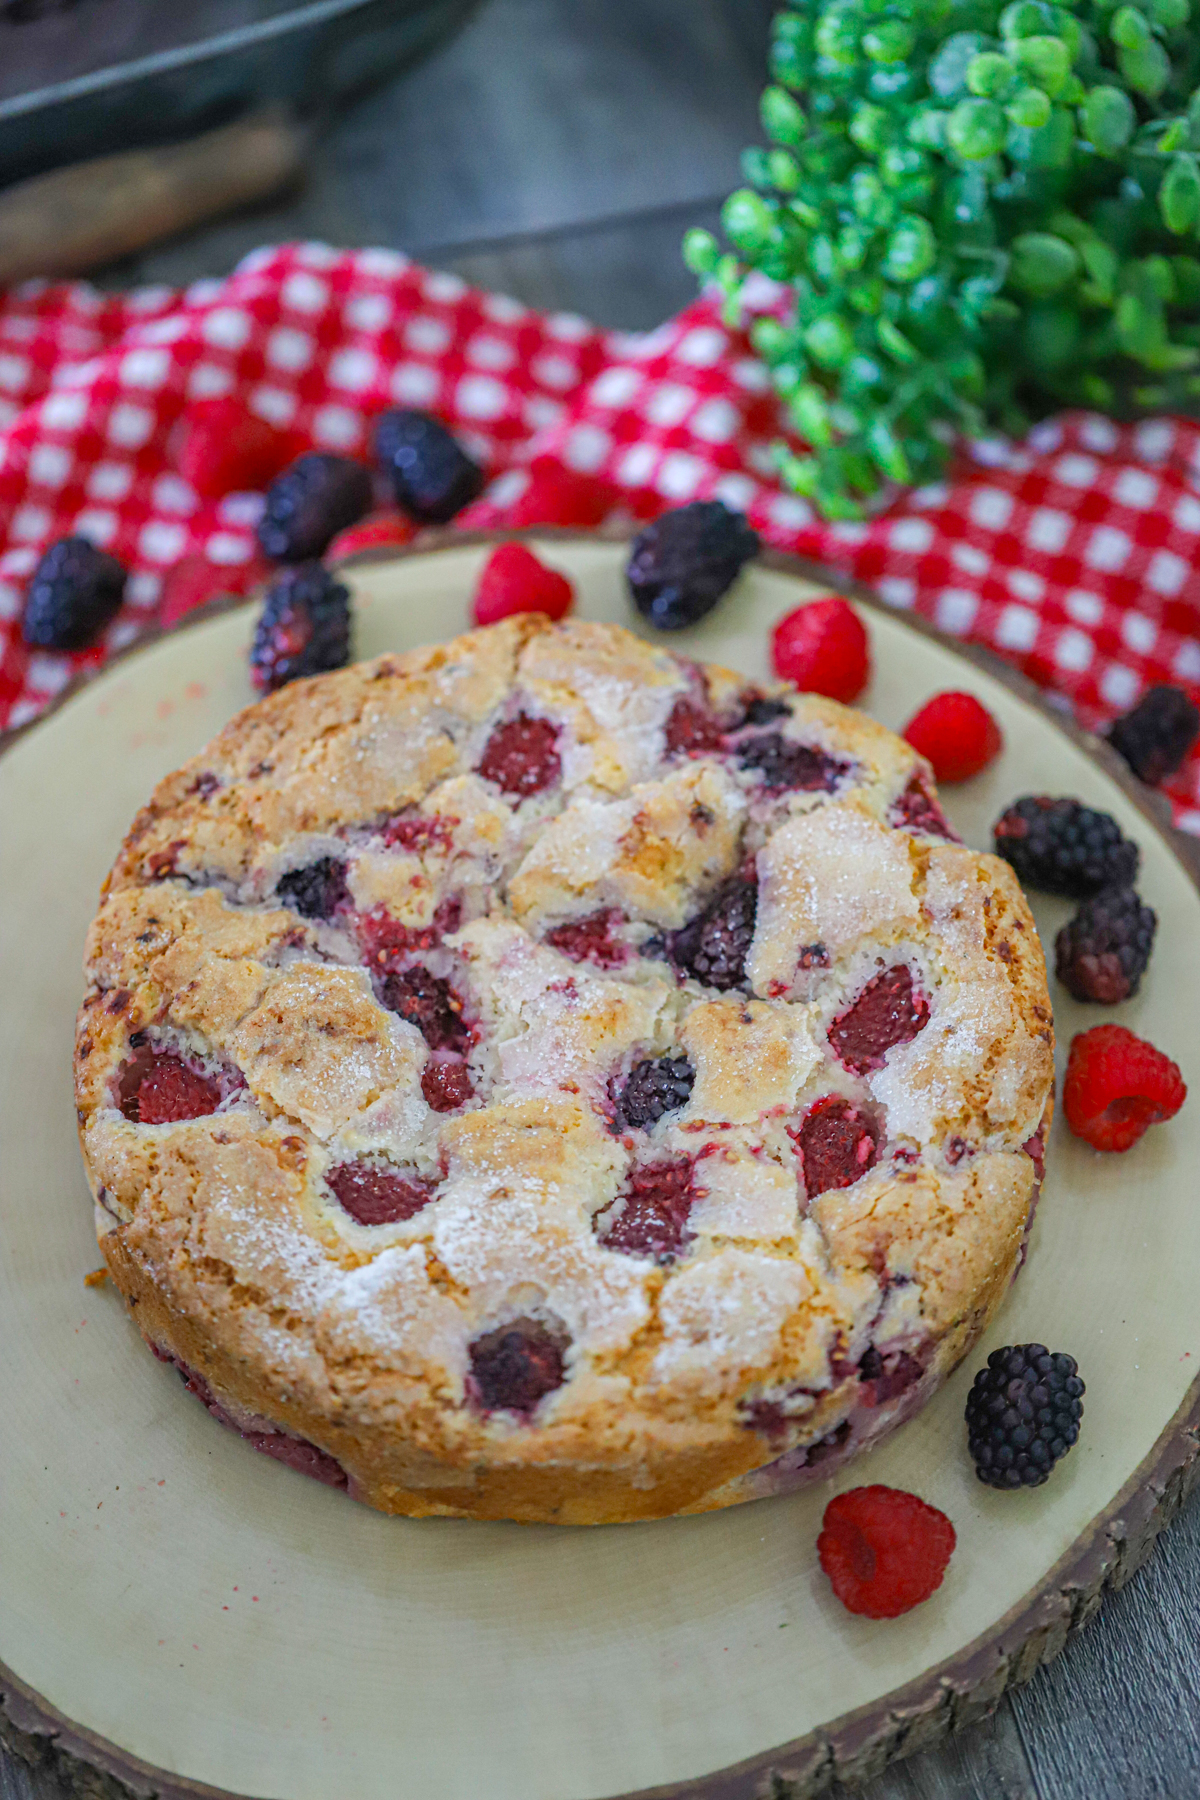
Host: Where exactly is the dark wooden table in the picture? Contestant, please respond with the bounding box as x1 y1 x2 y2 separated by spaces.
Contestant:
5 5 1198 1797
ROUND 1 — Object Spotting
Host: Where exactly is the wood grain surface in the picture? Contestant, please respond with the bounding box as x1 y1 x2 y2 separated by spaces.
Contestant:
3 3 1196 1797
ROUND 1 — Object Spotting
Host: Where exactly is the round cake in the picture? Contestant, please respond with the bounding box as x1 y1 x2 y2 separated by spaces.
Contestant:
75 613 1054 1524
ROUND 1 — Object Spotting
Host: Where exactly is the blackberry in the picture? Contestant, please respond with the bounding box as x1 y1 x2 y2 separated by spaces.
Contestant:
1107 684 1200 786
993 796 1139 898
373 408 484 523
614 1055 695 1130
468 1318 567 1415
250 563 351 693
739 732 850 793
256 453 372 562
667 872 758 990
965 1344 1084 1490
626 501 760 631
276 858 349 922
1055 886 1157 1004
738 694 792 727
21 535 127 650
381 966 468 1052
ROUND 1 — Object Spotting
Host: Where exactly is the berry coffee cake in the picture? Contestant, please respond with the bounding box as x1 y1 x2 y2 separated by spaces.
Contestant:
75 616 1054 1523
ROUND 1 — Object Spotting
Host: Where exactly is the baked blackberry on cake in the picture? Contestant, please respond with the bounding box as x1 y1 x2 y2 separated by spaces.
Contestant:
75 615 1054 1524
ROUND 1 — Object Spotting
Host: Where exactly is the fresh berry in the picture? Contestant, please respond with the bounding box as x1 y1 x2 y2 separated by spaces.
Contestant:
159 553 269 630
667 872 758 991
902 692 1003 784
249 563 351 693
1055 887 1157 1004
889 773 958 841
739 732 850 793
326 1160 433 1225
256 453 373 562
373 408 485 522
422 1060 474 1112
626 501 760 631
664 696 725 756
381 966 469 1051
325 510 416 563
472 542 575 627
22 535 127 650
477 713 561 798
993 796 1139 898
1107 684 1200 786
1062 1023 1186 1152
173 398 296 499
965 1344 1085 1489
829 965 930 1074
791 1096 879 1199
468 1318 567 1415
276 858 349 921
121 1051 220 1125
614 1056 695 1130
771 596 870 704
817 1485 956 1618
596 1159 696 1262
507 457 618 527
545 909 628 968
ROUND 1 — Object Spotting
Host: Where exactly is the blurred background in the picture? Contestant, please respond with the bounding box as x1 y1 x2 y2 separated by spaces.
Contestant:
0 0 778 325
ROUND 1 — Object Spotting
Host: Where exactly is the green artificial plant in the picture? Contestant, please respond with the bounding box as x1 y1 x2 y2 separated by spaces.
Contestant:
685 0 1200 517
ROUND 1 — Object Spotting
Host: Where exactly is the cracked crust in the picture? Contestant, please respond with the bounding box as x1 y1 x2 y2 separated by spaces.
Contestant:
75 615 1054 1524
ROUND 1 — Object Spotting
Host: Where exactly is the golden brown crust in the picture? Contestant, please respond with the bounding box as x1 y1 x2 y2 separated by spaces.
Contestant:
77 616 1054 1523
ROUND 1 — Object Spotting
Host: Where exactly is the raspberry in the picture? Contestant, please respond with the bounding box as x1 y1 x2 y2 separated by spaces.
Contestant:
817 1486 956 1618
965 1344 1085 1489
544 909 628 968
993 796 1139 898
472 543 575 627
373 408 485 522
22 536 127 651
422 1060 474 1112
888 773 959 841
468 1318 568 1415
626 501 760 631
1107 683 1200 785
596 1159 696 1263
613 1056 695 1130
173 399 296 499
381 966 469 1052
477 713 561 798
771 596 870 704
902 691 1003 784
325 510 416 563
357 898 462 969
121 1051 220 1124
664 696 726 756
739 732 850 793
276 858 349 922
507 457 618 527
1063 1023 1186 1152
381 813 456 854
1054 887 1156 1004
326 1160 433 1225
790 1095 879 1199
256 453 372 563
249 563 351 693
667 872 758 991
829 965 930 1074
159 553 270 630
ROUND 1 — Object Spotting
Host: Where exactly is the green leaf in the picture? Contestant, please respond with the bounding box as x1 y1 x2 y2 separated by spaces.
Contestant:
1080 84 1135 153
1008 86 1053 128
682 229 720 278
947 97 1008 158
768 148 802 193
750 316 790 360
877 317 921 362
1149 0 1189 27
883 215 938 282
762 86 807 148
815 9 860 66
791 383 835 446
967 51 1016 98
866 417 914 482
1111 5 1153 51
1118 38 1170 97
1009 231 1081 295
1000 1 1051 40
804 313 856 368
1171 255 1200 303
863 20 915 61
722 189 777 258
1011 36 1072 97
1080 237 1120 300
929 31 990 98
776 449 822 497
1161 154 1200 233
849 103 889 153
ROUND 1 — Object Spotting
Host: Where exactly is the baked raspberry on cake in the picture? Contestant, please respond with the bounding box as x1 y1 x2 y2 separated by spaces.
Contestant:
75 615 1054 1524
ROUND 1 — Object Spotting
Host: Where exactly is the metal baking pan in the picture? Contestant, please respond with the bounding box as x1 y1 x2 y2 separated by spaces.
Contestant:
0 0 476 185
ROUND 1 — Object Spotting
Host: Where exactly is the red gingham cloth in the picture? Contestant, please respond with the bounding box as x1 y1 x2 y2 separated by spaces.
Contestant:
2 241 1198 827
